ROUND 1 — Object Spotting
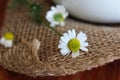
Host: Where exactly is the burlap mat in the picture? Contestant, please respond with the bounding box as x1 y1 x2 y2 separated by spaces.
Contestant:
0 2 120 77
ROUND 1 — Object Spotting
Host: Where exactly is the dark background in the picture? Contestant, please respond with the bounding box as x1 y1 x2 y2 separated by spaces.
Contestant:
0 0 120 80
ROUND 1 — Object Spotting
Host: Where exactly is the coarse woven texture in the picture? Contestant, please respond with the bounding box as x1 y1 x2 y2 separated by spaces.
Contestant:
0 3 120 77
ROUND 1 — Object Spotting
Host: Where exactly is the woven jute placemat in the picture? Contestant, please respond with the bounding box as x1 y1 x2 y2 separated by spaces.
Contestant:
0 1 120 77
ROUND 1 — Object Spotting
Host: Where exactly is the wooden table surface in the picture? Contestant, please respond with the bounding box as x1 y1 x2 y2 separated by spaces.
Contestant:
0 0 120 80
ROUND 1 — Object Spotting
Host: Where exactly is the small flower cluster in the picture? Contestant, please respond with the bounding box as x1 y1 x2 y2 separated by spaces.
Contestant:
3 1 89 58
46 5 88 58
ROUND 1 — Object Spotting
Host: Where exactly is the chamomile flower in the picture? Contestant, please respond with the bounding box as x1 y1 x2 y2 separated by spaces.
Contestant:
46 5 69 27
58 29 88 58
0 32 14 48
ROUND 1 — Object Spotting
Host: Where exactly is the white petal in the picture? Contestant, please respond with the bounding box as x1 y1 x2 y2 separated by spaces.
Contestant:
68 30 73 39
0 37 5 45
56 5 66 13
81 42 88 47
63 33 71 42
58 44 65 49
63 12 69 18
50 23 56 27
4 40 13 48
60 48 70 55
50 21 59 27
58 42 67 48
71 29 76 38
60 22 65 26
77 32 87 42
71 51 80 58
46 11 55 22
51 6 57 12
59 40 68 49
80 46 88 52
60 36 69 43
59 40 66 44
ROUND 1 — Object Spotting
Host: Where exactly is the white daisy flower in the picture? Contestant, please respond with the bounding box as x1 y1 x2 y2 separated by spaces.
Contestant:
0 32 14 48
46 5 69 27
58 29 88 58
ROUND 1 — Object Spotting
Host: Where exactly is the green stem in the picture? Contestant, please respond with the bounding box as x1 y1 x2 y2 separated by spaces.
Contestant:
42 19 62 36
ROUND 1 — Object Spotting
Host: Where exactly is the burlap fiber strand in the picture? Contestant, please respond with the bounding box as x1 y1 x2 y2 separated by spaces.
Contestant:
0 1 120 77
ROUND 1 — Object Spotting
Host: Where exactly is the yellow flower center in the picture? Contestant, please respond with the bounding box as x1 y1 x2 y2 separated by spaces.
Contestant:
68 38 81 52
53 13 64 22
4 32 14 40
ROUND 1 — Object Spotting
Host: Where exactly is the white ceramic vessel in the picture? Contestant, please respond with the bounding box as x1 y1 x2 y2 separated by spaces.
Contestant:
53 0 120 23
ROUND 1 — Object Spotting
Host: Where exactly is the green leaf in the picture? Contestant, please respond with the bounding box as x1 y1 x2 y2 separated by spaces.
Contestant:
29 3 44 24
